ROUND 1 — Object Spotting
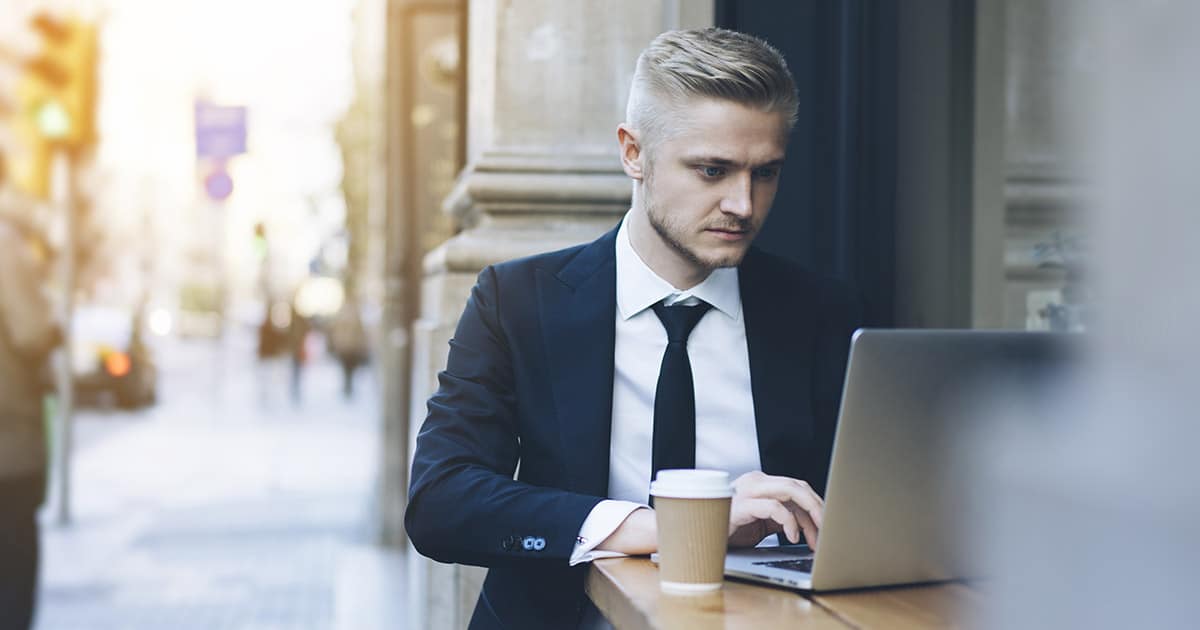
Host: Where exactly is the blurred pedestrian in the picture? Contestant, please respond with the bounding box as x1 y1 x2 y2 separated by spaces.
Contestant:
327 296 368 399
288 300 311 405
0 187 63 630
256 302 288 361
254 300 290 408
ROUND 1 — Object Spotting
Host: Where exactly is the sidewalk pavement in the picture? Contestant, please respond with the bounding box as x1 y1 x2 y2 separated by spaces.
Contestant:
34 333 407 630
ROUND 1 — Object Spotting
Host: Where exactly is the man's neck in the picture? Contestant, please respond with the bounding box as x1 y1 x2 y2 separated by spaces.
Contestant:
627 205 710 291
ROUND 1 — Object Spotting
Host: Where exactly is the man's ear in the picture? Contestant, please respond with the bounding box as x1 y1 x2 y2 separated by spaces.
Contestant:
617 124 644 181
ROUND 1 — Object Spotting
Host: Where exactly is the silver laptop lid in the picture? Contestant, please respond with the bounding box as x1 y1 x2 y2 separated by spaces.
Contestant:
810 329 1073 590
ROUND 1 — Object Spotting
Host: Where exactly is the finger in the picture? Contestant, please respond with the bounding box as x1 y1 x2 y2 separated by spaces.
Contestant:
785 501 819 549
787 478 824 527
736 497 801 545
736 475 824 528
735 475 821 508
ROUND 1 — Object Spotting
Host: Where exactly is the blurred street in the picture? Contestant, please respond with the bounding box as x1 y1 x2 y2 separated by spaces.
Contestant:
33 328 403 630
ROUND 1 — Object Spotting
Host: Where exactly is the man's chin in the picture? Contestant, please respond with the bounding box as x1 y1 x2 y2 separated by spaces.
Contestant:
701 249 750 270
696 233 755 268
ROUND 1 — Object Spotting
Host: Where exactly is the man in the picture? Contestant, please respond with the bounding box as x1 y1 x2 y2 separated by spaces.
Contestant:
406 27 861 629
0 184 63 630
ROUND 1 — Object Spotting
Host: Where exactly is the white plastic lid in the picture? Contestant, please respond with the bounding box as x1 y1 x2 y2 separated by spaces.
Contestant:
649 469 734 499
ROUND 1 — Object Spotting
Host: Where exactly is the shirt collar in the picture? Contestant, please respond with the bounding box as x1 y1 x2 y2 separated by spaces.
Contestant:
615 211 742 321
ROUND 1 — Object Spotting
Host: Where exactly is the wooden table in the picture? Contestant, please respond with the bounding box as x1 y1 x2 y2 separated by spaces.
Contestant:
586 558 981 629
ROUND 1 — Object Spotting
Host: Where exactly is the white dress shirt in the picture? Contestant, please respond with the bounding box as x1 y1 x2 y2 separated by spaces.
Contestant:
570 213 761 565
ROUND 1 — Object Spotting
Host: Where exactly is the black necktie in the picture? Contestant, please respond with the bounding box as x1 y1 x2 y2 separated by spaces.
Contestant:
650 300 712 485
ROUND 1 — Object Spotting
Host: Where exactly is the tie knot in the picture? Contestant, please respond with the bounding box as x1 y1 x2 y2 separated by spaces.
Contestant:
651 301 712 343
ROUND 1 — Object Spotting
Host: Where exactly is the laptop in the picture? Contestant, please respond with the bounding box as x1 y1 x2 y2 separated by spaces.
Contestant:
724 329 1072 591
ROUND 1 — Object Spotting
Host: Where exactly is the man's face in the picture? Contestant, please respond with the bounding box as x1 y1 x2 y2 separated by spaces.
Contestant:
639 98 789 276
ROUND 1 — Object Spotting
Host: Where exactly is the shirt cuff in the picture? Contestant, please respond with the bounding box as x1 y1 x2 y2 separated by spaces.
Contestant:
569 500 648 566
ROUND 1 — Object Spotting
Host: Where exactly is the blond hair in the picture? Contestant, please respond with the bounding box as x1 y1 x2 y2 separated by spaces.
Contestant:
626 27 798 153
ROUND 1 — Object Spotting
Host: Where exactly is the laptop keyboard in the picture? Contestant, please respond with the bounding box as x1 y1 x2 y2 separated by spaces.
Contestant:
753 558 814 573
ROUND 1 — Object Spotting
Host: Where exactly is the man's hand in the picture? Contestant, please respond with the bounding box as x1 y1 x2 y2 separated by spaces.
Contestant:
727 471 823 549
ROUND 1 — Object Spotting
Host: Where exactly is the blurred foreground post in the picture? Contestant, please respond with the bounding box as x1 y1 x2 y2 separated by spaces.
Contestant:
51 149 79 525
969 3 1200 628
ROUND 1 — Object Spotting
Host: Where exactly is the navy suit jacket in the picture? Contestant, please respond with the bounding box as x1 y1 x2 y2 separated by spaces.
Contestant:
406 224 861 629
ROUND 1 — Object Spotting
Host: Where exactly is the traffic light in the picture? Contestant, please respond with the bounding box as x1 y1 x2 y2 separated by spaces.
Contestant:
7 13 98 198
24 13 98 149
9 116 53 198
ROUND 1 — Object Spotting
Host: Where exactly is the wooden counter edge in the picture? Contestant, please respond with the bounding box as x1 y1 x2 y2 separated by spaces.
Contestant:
586 558 657 630
586 557 853 630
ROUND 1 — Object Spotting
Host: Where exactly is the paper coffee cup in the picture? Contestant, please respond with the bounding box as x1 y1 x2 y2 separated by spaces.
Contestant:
650 469 733 593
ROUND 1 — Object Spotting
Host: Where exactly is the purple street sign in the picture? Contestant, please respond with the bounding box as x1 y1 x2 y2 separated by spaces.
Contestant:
204 165 234 202
195 100 247 158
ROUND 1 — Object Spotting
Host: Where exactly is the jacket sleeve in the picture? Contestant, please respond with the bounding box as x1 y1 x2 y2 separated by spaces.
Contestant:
405 265 604 568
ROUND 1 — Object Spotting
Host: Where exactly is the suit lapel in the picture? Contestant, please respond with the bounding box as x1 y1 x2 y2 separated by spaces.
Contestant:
740 250 816 478
538 227 619 497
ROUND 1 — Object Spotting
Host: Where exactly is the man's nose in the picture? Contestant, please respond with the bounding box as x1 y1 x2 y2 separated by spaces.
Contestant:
719 172 753 218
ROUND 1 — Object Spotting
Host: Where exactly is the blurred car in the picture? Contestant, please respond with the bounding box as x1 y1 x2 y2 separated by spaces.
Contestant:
72 305 157 408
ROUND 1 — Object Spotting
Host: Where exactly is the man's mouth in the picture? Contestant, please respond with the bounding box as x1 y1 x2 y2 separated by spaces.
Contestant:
706 227 750 241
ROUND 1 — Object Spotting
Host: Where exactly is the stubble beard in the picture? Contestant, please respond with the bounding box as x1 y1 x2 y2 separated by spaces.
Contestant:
643 175 753 273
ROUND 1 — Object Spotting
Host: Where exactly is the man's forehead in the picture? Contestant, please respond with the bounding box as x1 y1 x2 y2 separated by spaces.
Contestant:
664 128 788 166
657 98 789 155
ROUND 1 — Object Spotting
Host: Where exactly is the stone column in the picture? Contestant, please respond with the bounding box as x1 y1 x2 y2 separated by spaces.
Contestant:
406 2 712 628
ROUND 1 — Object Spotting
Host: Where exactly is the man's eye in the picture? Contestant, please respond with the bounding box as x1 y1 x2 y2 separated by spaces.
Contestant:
700 166 725 178
753 168 779 180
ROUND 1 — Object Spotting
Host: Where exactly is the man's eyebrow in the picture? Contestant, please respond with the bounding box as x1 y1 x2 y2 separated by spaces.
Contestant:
679 155 786 168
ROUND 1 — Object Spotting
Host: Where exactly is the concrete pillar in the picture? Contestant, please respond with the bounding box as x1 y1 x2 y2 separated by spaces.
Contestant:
378 0 464 550
406 2 712 627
